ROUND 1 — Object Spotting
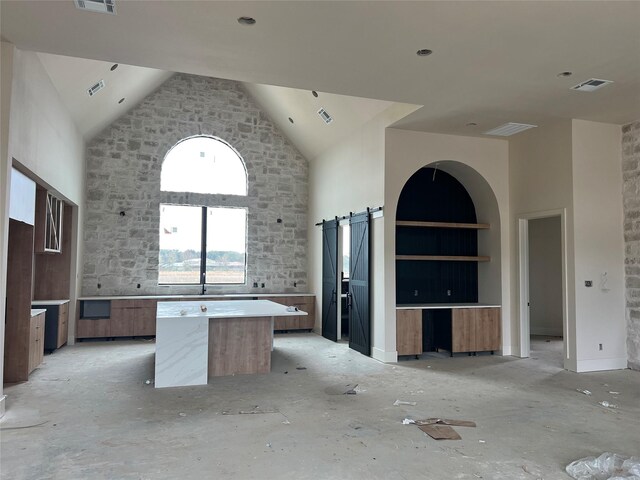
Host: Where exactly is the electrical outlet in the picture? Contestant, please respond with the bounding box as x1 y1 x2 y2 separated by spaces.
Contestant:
599 343 603 351
413 290 419 297
585 280 593 287
261 283 265 288
253 282 258 288
447 289 452 296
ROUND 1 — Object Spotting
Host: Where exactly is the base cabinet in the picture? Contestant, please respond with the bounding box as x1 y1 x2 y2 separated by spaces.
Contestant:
29 312 45 374
32 301 70 353
266 296 315 331
396 307 501 356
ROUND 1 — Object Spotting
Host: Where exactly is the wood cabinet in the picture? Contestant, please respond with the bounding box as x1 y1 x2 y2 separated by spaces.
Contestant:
28 312 45 374
76 318 111 338
32 300 70 352
266 296 315 331
132 300 158 336
396 306 501 357
396 309 422 356
451 308 500 353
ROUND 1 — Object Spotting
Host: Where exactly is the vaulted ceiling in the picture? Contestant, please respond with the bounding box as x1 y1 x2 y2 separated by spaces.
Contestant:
2 1 639 159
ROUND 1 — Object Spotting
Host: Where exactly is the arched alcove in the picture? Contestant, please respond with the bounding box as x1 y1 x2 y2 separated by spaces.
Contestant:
395 161 502 306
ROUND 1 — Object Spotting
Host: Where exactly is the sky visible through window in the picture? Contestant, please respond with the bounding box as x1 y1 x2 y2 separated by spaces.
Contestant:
161 136 247 196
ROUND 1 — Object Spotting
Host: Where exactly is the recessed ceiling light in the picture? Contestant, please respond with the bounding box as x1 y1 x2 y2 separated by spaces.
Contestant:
237 16 256 25
110 64 119 71
557 71 572 78
483 122 537 136
118 97 125 104
416 49 433 57
312 91 318 98
288 117 294 124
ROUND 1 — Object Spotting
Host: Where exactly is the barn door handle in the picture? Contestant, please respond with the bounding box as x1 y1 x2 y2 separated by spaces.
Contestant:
331 289 337 304
346 292 352 309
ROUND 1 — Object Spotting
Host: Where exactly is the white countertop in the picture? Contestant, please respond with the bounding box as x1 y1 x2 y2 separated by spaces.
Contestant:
32 299 70 305
157 300 307 319
31 309 47 316
80 293 313 301
396 303 501 310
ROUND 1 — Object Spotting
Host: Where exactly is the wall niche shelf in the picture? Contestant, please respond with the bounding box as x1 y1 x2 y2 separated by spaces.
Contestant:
396 221 490 230
396 255 490 262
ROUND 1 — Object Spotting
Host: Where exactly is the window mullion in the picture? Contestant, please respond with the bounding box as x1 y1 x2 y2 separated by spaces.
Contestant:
201 206 207 285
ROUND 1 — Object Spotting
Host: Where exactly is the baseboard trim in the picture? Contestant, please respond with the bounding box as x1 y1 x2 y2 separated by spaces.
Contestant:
530 329 563 337
501 346 513 356
576 357 628 373
0 395 6 418
372 347 398 363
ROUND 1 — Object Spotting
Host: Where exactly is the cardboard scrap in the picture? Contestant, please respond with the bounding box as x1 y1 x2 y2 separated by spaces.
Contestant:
419 424 462 440
412 418 476 440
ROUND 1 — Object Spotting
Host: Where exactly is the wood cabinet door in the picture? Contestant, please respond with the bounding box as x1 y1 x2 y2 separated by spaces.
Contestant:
396 309 422 356
132 300 157 336
36 315 45 367
29 316 38 373
475 308 501 352
76 319 110 338
451 309 476 353
57 303 69 348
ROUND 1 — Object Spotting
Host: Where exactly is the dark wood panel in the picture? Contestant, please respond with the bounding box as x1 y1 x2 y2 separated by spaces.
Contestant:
33 204 73 300
110 307 135 336
57 305 69 348
132 302 157 336
4 219 35 383
396 309 422 356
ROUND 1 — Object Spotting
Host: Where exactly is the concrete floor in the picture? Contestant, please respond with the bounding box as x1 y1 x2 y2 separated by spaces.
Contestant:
1 333 639 480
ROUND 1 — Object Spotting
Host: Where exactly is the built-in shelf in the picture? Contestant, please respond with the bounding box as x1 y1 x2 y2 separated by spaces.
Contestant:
396 255 490 262
396 221 490 229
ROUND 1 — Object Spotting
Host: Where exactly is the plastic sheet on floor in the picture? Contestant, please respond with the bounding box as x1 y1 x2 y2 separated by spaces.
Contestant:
566 453 640 480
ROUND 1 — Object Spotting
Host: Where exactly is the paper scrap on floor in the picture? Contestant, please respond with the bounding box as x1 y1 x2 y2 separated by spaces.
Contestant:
414 418 476 440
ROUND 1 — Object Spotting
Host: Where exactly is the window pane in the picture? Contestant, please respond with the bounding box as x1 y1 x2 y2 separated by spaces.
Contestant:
205 207 246 284
343 225 350 278
161 136 247 195
159 205 202 284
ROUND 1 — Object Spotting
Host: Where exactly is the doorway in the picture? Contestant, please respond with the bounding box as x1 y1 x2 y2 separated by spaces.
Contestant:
518 210 568 368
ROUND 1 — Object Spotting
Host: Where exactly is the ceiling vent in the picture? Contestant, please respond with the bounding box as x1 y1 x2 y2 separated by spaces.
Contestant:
571 78 613 92
318 108 333 125
74 0 116 14
87 80 106 97
483 122 537 137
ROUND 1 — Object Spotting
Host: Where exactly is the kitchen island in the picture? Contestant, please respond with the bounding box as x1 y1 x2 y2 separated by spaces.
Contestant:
155 300 307 388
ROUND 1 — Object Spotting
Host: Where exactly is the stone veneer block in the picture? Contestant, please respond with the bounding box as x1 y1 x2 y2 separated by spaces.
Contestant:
622 120 640 370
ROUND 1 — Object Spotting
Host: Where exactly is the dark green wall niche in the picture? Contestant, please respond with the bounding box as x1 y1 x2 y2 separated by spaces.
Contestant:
396 167 479 304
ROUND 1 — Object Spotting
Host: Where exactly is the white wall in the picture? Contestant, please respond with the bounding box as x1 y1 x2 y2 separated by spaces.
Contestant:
0 45 85 411
0 42 16 417
571 120 626 372
308 103 417 361
508 120 576 366
384 129 511 360
529 216 563 336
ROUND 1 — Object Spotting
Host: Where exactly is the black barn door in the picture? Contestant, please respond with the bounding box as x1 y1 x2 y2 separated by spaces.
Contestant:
348 211 371 356
322 219 339 342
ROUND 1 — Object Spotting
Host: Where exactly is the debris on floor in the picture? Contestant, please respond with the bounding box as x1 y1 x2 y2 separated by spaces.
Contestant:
324 383 359 395
577 389 592 396
566 452 640 480
393 400 417 406
598 401 618 409
608 391 620 395
222 405 278 415
405 418 476 440
296 367 307 370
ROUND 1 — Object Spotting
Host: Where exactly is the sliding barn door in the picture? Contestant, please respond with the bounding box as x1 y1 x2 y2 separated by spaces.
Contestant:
348 211 371 356
322 219 339 342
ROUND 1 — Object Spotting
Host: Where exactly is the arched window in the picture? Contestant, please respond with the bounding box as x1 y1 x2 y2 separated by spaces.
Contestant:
159 136 247 286
161 135 247 195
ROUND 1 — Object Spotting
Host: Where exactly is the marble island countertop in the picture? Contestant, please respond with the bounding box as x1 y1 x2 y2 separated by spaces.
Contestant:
30 309 47 316
157 300 307 319
32 299 70 305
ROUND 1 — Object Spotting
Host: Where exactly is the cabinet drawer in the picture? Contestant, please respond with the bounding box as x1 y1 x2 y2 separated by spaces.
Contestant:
77 318 110 338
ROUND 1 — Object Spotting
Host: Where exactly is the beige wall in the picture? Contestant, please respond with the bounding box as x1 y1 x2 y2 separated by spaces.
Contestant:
0 46 85 411
508 120 576 366
571 119 626 371
384 129 511 360
529 216 563 336
308 104 417 361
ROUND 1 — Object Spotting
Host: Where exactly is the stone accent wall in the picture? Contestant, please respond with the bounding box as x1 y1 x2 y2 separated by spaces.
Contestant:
82 74 308 296
623 120 640 370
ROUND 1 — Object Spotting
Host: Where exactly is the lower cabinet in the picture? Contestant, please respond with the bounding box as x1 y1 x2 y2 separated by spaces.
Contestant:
266 296 315 331
396 307 501 356
32 301 70 353
29 312 45 374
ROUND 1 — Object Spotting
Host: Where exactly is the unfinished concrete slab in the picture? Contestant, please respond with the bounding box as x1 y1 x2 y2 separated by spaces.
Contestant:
1 333 639 479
